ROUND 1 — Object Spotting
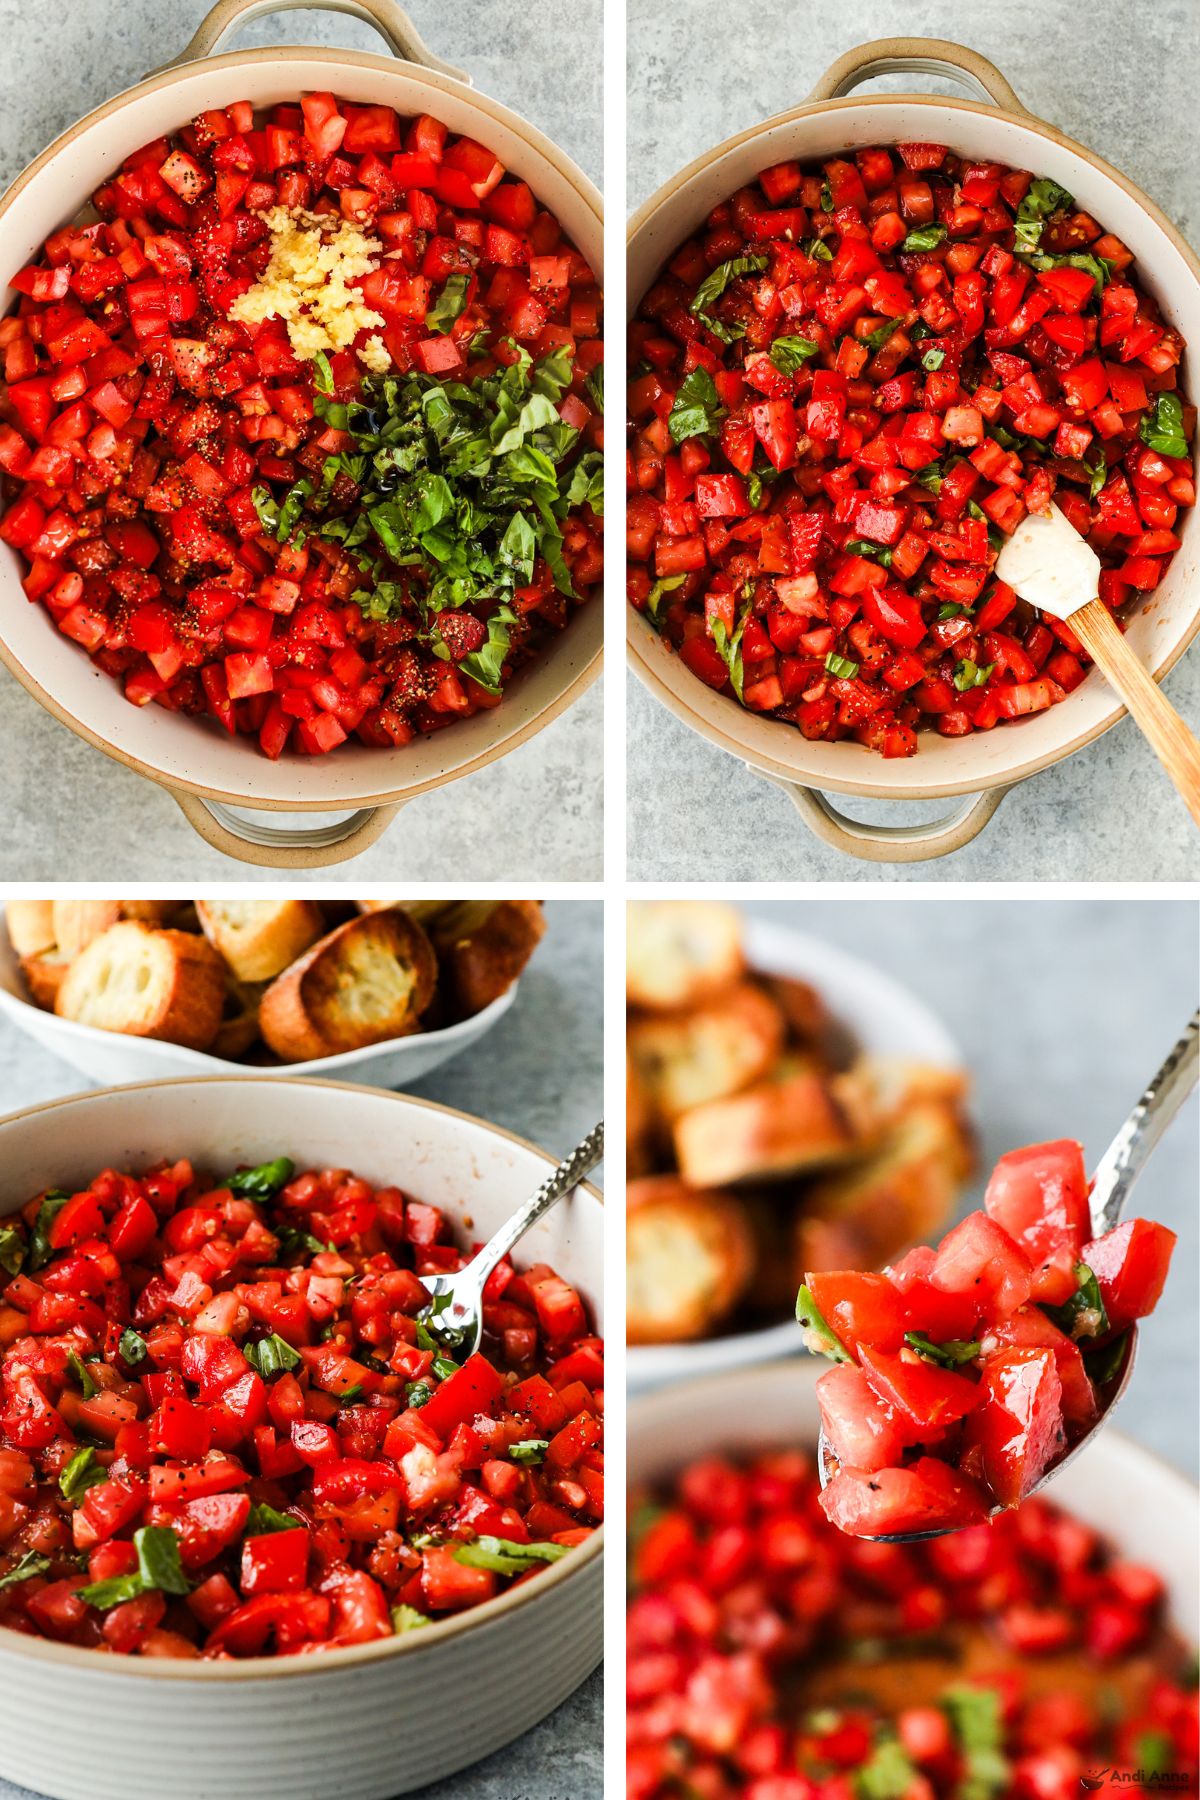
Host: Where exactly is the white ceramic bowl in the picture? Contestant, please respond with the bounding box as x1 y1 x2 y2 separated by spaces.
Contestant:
627 912 966 1391
627 38 1200 863
629 1359 1199 1645
0 0 603 867
0 911 516 1090
0 1077 604 1800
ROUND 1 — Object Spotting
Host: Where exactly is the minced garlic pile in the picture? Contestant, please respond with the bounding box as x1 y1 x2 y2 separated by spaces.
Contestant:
229 207 391 372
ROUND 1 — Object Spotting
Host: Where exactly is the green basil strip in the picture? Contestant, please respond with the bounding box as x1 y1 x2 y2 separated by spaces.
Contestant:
452 1535 569 1575
225 1157 295 1199
795 1284 851 1362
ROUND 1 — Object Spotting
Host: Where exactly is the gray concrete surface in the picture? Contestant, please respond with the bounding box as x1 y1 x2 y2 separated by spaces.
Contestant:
627 0 1200 880
0 0 602 881
0 898 603 1800
740 896 1199 1477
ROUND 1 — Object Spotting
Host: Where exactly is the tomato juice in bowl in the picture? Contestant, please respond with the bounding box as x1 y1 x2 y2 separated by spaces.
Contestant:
0 1077 603 1800
0 0 603 865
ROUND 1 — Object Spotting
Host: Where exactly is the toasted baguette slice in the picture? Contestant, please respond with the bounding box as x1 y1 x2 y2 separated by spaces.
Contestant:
52 901 183 960
6 901 56 959
211 979 266 1061
795 1096 975 1278
21 951 71 1010
56 923 227 1050
673 1066 874 1188
628 982 785 1123
627 1051 655 1178
627 1176 755 1344
259 911 437 1061
434 900 545 1016
196 900 326 983
626 901 743 1012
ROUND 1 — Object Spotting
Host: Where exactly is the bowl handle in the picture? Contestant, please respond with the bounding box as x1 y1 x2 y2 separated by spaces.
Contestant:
169 790 405 866
160 0 470 81
758 774 1012 863
806 37 1030 114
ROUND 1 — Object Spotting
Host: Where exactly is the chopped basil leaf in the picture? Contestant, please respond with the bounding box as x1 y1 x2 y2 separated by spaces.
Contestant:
583 362 603 413
118 1328 149 1367
246 1501 299 1536
644 572 686 627
769 334 819 375
0 1224 24 1277
59 1447 105 1503
0 1551 52 1593
251 484 280 536
710 598 752 703
939 601 971 619
426 271 470 335
746 471 766 510
78 1570 146 1610
243 1332 302 1379
820 181 834 213
310 350 348 428
940 1685 1011 1800
136 1525 189 1596
689 255 768 344
430 1356 460 1382
922 346 946 371
1042 1262 1109 1341
276 1223 331 1260
1086 448 1108 501
508 1438 550 1466
406 1379 434 1409
391 1603 431 1633
802 237 834 263
28 1191 70 1271
900 224 947 254
1012 176 1074 256
952 658 996 691
904 1332 982 1367
225 1157 295 1199
1082 1329 1130 1389
916 460 945 494
452 1535 569 1576
843 538 894 568
825 651 860 679
417 1291 470 1355
667 365 725 444
862 319 901 354
1139 392 1188 460
458 603 519 696
275 477 313 543
856 1735 921 1800
795 1284 851 1362
67 1351 97 1400
1134 1731 1174 1778
1023 249 1114 295
338 1384 365 1406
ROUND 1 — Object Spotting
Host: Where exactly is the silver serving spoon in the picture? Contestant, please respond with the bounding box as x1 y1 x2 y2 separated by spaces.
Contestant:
418 1122 604 1355
818 1014 1198 1542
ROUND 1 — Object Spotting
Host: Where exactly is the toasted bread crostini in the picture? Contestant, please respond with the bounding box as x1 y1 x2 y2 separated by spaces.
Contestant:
196 900 327 984
794 1095 976 1278
433 900 546 1017
5 901 56 960
20 952 72 1011
259 910 437 1062
673 1064 877 1189
52 900 183 961
211 978 267 1061
55 923 227 1051
626 1176 755 1344
627 1051 656 1178
626 901 743 1013
628 982 785 1123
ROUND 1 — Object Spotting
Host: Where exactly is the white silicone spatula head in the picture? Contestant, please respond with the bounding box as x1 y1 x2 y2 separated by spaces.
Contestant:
994 501 1101 621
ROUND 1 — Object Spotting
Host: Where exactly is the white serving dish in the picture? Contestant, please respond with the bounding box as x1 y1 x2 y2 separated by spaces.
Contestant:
629 1358 1198 1645
0 911 516 1090
0 1077 604 1800
628 911 966 1392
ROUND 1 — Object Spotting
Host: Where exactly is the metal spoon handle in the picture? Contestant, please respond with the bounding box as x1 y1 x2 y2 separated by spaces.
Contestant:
1089 1012 1198 1236
462 1122 604 1286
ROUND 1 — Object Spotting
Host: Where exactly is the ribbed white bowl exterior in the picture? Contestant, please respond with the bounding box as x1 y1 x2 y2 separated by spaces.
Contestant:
0 1079 604 1800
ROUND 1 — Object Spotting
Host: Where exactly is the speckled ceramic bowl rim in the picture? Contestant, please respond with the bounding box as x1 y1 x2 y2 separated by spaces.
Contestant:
626 85 1200 803
0 1075 603 1681
0 42 603 816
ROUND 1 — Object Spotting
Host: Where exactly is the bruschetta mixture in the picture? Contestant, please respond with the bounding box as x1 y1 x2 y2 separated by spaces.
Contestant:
0 95 602 760
800 1139 1175 1538
628 143 1192 755
628 1447 1197 1800
626 901 973 1346
0 1155 602 1657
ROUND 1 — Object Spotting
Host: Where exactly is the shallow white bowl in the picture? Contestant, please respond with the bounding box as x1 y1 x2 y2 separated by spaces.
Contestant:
629 1359 1198 1645
0 1077 604 1800
0 912 515 1089
627 913 966 1391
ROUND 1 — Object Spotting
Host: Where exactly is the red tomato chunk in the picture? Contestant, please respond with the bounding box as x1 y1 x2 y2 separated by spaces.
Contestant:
0 1156 601 1657
628 143 1193 756
801 1139 1175 1537
628 1447 1197 1800
0 94 603 761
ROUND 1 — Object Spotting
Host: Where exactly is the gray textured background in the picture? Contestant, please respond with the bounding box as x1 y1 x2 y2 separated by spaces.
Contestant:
0 0 602 881
740 896 1200 1476
627 0 1200 881
0 898 603 1800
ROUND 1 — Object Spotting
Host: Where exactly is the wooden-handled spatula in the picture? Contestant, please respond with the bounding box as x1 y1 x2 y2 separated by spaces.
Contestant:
995 504 1200 828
